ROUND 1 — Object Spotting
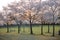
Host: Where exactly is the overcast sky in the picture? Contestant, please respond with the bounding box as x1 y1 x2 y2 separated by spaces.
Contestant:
0 0 47 11
0 0 20 11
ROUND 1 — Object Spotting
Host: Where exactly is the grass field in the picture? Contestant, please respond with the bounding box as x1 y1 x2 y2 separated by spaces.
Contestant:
0 25 60 34
0 25 60 40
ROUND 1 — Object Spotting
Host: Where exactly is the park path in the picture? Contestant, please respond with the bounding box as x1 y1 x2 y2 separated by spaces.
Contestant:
0 33 60 40
17 34 40 40
17 34 59 40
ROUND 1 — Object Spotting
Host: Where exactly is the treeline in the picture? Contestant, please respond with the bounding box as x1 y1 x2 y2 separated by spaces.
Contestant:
0 24 60 28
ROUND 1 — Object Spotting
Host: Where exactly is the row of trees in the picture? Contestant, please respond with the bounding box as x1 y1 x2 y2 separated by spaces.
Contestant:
0 0 60 36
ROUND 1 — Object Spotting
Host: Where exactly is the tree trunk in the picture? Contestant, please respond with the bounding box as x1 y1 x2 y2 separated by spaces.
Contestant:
17 23 21 34
52 23 55 36
18 21 22 34
7 23 9 33
30 19 33 34
41 16 43 35
52 15 55 36
18 24 20 33
41 24 43 35
48 24 50 33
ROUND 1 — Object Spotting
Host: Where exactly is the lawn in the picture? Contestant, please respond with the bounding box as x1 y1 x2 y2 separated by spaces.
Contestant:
0 25 60 34
0 25 60 40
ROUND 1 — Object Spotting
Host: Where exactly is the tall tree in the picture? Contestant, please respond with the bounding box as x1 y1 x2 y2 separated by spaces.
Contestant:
46 0 60 36
3 6 10 33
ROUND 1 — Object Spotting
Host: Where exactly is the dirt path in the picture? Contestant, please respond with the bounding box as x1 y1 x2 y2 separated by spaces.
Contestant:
0 33 60 40
17 34 60 40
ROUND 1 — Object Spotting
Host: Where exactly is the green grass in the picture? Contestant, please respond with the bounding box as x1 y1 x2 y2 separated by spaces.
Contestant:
0 25 60 35
0 25 60 40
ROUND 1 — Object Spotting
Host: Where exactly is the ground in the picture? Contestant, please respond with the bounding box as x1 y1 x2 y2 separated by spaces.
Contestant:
0 33 60 40
0 25 60 40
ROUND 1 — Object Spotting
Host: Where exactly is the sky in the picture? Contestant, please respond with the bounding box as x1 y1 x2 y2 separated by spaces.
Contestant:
0 0 20 11
0 0 47 11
